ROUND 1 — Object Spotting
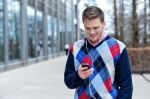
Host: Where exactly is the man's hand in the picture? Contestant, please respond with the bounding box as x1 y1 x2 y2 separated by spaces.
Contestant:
78 65 93 79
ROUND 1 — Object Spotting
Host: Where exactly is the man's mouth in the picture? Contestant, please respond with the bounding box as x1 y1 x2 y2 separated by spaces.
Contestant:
90 34 97 37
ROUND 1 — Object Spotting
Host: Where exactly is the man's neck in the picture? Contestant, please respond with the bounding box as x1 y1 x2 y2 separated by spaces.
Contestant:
88 33 107 46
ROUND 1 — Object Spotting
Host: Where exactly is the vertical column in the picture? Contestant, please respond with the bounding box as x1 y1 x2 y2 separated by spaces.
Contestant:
51 0 54 57
71 0 75 42
43 0 48 60
20 0 28 65
34 0 38 59
76 0 80 40
4 0 9 70
57 0 60 56
65 1 67 44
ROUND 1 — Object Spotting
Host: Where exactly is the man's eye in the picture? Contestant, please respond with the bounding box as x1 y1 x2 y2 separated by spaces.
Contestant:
93 27 99 30
86 28 90 30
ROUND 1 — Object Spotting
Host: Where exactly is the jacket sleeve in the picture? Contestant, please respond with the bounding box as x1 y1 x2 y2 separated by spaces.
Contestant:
64 50 84 89
115 48 133 99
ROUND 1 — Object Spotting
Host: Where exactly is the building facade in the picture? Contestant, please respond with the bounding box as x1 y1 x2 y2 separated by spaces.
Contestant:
0 0 76 71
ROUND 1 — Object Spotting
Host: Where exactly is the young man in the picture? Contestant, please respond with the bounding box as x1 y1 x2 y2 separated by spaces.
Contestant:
64 6 133 99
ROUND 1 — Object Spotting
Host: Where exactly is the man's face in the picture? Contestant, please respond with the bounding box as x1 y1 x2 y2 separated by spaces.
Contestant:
83 17 105 43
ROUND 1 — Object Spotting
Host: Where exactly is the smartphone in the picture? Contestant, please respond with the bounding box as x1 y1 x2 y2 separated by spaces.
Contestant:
81 63 90 70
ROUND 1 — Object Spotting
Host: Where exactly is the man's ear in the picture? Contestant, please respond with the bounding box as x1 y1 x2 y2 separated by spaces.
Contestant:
103 21 107 31
103 21 106 28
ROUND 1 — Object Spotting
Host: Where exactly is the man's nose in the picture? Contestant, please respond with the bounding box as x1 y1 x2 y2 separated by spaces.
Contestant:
90 29 96 34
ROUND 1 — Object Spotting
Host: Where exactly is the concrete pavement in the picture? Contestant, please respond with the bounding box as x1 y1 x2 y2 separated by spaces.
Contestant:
0 56 150 99
0 56 74 99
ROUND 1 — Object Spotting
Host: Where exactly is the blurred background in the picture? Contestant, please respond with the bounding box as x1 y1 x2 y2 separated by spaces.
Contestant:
0 0 149 73
0 0 149 98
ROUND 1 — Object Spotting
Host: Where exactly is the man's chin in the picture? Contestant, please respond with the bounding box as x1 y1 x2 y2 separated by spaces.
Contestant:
89 38 99 43
92 38 98 42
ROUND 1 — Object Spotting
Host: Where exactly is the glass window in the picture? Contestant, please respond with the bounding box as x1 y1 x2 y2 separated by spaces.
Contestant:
0 0 3 10
59 21 65 51
7 0 21 61
61 0 65 3
53 17 58 53
27 6 36 58
47 15 52 54
0 0 4 64
36 11 44 56
66 7 72 43
66 1 74 44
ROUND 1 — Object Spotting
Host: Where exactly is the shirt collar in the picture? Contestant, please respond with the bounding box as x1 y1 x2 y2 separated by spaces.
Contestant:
87 33 107 46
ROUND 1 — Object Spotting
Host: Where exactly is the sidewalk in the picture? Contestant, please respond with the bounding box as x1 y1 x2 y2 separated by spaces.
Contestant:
0 56 74 99
0 56 150 99
132 74 150 99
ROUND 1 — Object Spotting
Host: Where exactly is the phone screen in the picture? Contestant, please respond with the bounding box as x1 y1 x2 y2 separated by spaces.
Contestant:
82 63 90 69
